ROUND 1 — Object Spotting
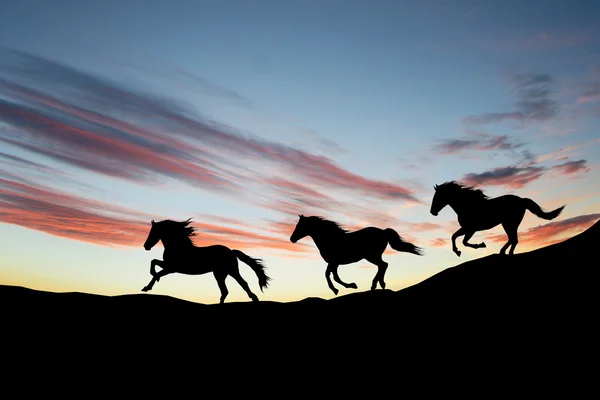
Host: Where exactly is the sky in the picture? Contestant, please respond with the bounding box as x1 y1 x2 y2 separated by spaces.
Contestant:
0 0 599 304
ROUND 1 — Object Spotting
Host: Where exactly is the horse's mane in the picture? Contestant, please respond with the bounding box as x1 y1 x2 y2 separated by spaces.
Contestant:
306 216 349 234
157 218 196 245
438 181 489 201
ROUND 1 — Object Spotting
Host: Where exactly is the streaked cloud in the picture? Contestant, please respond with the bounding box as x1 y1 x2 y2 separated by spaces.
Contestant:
486 213 600 246
551 159 590 175
0 48 419 206
461 165 546 188
463 73 559 125
0 172 310 253
432 134 523 155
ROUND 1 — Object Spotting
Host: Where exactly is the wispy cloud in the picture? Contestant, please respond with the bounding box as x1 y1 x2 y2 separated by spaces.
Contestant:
0 171 310 253
429 238 447 247
0 48 424 249
432 133 523 155
463 73 559 125
0 48 420 206
551 159 590 176
535 137 600 163
461 165 547 188
486 213 600 247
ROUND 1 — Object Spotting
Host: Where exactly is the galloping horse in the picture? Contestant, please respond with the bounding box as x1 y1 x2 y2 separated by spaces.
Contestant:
142 218 271 304
430 181 565 256
290 215 423 295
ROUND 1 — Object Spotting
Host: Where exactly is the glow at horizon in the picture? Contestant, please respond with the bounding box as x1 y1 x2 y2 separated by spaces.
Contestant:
1 0 599 304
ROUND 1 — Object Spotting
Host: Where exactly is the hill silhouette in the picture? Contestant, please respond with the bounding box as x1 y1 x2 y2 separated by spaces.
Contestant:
4 219 597 355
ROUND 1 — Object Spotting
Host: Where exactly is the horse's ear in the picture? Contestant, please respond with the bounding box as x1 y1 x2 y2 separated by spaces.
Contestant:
434 185 438 191
151 220 155 225
299 214 304 218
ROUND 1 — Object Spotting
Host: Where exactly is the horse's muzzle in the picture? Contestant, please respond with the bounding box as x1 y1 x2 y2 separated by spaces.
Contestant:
431 211 438 216
144 245 151 251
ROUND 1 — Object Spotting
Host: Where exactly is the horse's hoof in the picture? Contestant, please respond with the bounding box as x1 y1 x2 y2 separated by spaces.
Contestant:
455 250 461 257
141 286 150 292
480 242 486 248
349 283 358 289
332 289 339 296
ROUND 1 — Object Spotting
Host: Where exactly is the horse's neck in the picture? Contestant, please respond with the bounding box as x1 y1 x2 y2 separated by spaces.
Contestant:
309 229 343 250
161 237 193 251
449 193 482 216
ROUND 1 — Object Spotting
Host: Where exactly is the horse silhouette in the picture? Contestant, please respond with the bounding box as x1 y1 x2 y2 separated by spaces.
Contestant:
290 215 423 295
142 218 271 304
430 181 565 256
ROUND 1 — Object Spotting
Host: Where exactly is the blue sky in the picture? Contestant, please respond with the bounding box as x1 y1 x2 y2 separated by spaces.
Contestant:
1 0 599 304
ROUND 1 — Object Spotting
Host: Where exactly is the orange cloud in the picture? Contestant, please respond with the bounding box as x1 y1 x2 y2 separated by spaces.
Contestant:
429 238 447 247
0 173 311 253
486 213 600 247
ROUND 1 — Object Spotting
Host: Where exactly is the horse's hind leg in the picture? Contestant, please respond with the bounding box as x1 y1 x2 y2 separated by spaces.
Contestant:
366 256 388 290
325 264 339 295
230 269 259 302
213 271 229 304
331 264 358 290
500 212 524 255
500 222 520 255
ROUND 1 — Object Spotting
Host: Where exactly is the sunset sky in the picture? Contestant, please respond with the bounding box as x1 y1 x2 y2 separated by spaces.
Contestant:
1 0 599 304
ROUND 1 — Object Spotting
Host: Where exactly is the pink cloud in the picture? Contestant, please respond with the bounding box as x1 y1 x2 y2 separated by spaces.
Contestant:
551 159 590 175
0 50 420 205
0 173 311 253
429 238 447 247
486 213 600 247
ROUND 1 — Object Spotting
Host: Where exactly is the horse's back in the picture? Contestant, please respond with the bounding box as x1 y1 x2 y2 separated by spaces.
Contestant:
487 194 524 208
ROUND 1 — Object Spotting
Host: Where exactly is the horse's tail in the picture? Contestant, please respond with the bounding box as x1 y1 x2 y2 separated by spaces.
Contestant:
523 198 566 220
384 228 423 256
232 249 271 292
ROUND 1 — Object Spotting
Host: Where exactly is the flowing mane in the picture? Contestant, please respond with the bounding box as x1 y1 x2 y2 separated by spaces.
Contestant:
438 181 489 201
306 216 349 235
158 218 196 246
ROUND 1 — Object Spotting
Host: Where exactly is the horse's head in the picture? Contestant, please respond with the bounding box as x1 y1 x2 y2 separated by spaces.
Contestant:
143 220 161 250
430 183 451 216
290 214 309 243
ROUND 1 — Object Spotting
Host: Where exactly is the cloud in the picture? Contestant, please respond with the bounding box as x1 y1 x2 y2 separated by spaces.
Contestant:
429 238 447 247
405 222 445 233
551 159 590 175
461 165 546 188
432 134 524 155
463 73 559 125
576 85 600 104
535 138 600 163
0 48 419 205
0 172 310 253
486 213 600 247
576 67 600 104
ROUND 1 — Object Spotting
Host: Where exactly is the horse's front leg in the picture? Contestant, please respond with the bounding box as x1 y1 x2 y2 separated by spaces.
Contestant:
325 264 339 295
150 259 165 281
462 231 486 250
451 227 466 257
142 269 171 292
331 264 358 290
